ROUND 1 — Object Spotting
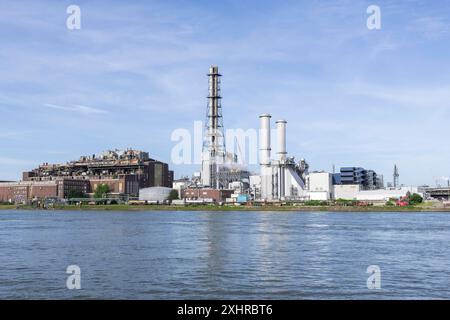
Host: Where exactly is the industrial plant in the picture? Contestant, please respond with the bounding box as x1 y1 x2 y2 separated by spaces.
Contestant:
173 66 445 205
1 65 448 206
0 149 173 203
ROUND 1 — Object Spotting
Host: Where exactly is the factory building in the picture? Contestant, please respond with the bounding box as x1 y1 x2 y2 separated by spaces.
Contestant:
181 188 234 203
425 187 450 200
334 185 422 202
172 177 191 198
0 179 89 203
340 167 365 185
306 172 334 201
335 167 379 190
258 114 308 201
21 149 173 197
334 184 362 200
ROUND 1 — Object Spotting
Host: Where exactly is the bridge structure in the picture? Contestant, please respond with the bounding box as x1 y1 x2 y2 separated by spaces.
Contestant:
425 187 450 200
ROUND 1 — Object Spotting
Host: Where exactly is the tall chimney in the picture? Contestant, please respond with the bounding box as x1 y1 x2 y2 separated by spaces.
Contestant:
276 120 287 162
259 114 271 165
259 114 272 200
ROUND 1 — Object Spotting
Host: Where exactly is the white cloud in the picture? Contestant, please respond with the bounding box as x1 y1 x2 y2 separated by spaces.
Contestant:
43 103 109 115
340 82 450 109
412 16 450 40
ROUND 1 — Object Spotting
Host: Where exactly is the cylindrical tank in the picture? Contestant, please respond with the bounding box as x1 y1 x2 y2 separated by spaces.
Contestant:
139 187 173 202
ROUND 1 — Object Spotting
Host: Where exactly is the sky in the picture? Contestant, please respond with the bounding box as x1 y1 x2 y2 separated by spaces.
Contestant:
0 0 449 186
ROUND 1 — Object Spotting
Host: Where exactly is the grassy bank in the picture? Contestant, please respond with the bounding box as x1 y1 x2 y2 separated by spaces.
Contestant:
2 204 449 212
0 205 16 210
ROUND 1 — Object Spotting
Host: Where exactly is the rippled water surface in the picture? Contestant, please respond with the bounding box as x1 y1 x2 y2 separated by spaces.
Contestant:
1 210 450 299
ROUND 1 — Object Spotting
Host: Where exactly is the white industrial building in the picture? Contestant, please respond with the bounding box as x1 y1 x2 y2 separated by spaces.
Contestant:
172 178 190 197
304 172 422 202
334 185 421 201
306 172 334 200
334 184 362 200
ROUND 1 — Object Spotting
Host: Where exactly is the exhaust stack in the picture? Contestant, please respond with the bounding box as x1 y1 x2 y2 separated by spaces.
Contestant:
276 120 287 162
259 114 271 165
259 114 273 200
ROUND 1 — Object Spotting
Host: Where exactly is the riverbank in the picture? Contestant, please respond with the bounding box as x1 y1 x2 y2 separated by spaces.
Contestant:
1 204 450 212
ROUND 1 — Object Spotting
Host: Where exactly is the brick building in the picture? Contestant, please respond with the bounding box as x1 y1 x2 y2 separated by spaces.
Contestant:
0 179 92 203
181 188 234 203
22 149 173 197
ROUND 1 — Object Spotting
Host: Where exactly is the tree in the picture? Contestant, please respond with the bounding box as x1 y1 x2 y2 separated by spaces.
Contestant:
67 190 86 199
409 193 423 206
168 189 179 201
94 184 110 199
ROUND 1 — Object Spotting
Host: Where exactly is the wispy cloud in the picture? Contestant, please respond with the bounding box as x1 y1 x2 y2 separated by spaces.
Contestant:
411 16 450 40
0 0 450 185
340 82 450 109
43 103 109 115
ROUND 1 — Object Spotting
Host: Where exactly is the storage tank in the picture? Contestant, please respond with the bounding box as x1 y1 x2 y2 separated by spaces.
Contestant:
139 187 173 202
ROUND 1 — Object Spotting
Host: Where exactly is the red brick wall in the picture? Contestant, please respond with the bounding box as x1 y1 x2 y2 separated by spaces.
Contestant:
90 179 125 194
30 185 58 199
182 188 234 202
0 186 14 202
0 185 30 203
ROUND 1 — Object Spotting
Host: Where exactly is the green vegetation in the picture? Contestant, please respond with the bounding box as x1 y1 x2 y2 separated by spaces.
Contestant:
3 202 448 212
0 191 445 213
93 184 110 199
67 190 87 199
304 200 329 206
335 199 358 206
168 189 179 201
408 193 423 206
0 204 16 210
385 200 395 206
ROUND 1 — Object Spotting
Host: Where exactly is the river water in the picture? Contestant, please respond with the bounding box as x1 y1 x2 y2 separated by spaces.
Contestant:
0 210 449 299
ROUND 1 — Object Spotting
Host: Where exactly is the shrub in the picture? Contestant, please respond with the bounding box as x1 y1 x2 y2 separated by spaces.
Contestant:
168 189 179 201
409 193 423 206
304 200 329 206
94 184 110 199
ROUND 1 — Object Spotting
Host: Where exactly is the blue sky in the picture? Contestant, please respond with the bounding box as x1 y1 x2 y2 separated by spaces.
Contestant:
0 0 449 186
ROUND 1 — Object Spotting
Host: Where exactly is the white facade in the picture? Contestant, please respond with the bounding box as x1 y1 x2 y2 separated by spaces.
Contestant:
334 185 421 201
357 187 421 201
249 175 261 188
334 184 361 200
308 191 329 201
228 181 244 193
307 172 333 200
172 180 189 197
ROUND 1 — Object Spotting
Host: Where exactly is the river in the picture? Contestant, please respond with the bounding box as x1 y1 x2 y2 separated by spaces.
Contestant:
0 210 449 299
